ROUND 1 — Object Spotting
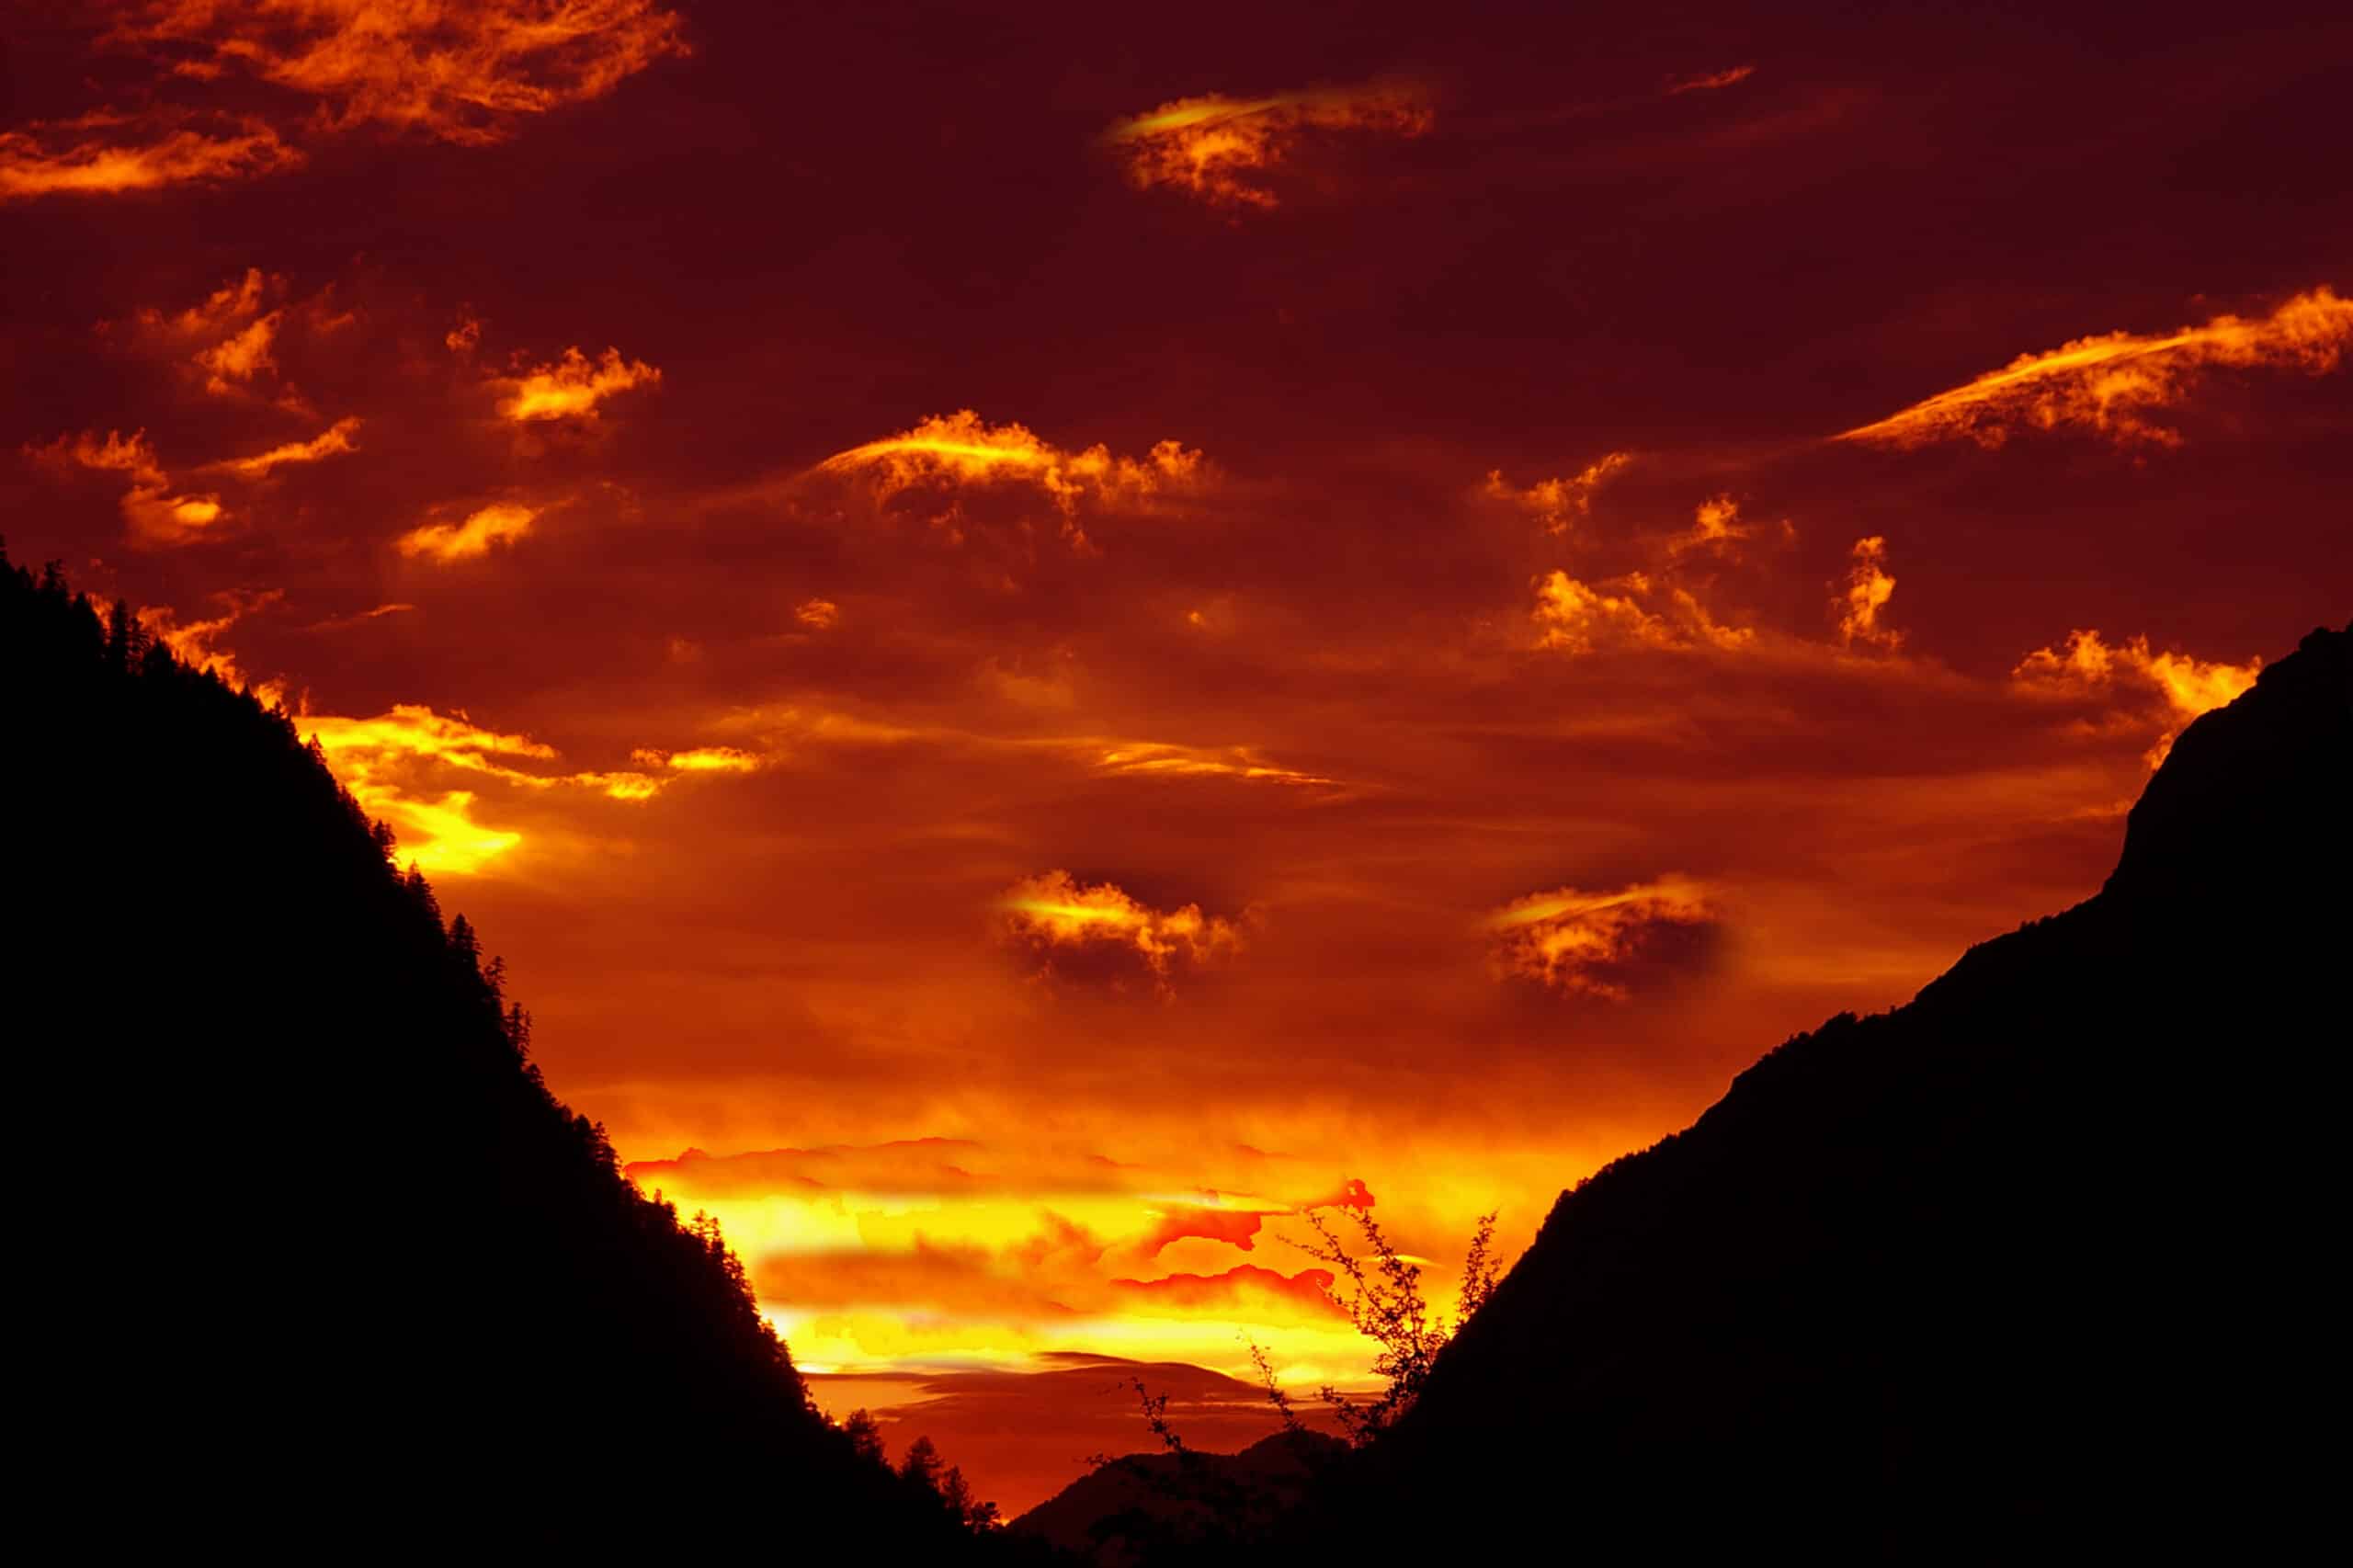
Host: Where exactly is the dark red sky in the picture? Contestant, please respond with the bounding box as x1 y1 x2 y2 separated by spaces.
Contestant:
6 0 2348 1515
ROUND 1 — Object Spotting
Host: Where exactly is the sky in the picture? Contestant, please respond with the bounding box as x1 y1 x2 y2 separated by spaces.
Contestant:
6 0 2349 1516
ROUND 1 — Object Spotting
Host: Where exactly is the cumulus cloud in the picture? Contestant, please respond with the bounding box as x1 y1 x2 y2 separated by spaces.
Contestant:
209 416 362 477
819 410 1202 546
2013 629 2262 765
106 0 689 146
494 346 663 422
1836 535 1901 649
1838 286 2353 449
1486 875 1721 1000
1484 453 1633 535
0 113 300 200
397 502 541 562
1101 81 1433 210
1531 570 1753 653
998 870 1247 994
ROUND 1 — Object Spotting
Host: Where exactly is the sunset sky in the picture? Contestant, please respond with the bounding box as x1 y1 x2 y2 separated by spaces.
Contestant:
6 0 2349 1514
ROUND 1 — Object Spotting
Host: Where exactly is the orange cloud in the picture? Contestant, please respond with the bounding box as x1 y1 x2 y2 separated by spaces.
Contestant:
1838 286 2353 449
819 411 1201 542
1111 1265 1346 1320
1298 1177 1377 1212
1836 535 1901 649
136 590 284 696
0 113 300 200
2013 629 2262 765
210 416 362 477
1532 571 1753 653
999 870 1247 993
494 346 662 422
1138 1202 1270 1256
1670 494 1752 560
1487 875 1720 1000
1102 82 1433 210
194 312 280 392
1485 453 1633 535
397 502 541 562
108 0 689 146
795 598 841 631
1666 65 1756 95
22 428 229 546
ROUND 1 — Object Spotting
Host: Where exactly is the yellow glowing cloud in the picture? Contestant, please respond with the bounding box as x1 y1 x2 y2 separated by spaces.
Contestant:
108 0 689 146
22 427 229 546
1487 875 1718 999
397 502 541 562
210 416 363 477
1102 81 1433 210
2013 629 2261 766
820 410 1201 538
1836 536 1901 649
494 346 662 422
137 590 285 699
999 870 1246 991
1532 570 1753 654
1485 453 1632 535
631 745 764 774
1839 286 2353 449
0 114 301 200
1091 743 1338 789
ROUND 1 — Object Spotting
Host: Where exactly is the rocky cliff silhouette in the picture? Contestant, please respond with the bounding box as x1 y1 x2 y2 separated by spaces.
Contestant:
2 547 998 1554
1310 621 2350 1557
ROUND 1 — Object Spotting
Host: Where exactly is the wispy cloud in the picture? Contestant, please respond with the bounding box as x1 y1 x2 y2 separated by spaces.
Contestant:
397 502 542 562
1485 452 1633 535
22 427 229 545
999 870 1246 994
1102 81 1432 210
1839 286 2353 449
0 113 299 201
1835 536 1901 649
1486 875 1719 999
494 346 662 422
1532 571 1753 654
209 416 362 478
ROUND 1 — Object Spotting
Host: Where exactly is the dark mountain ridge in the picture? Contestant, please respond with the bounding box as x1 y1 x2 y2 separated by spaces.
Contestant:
1304 620 2351 1556
2 547 998 1552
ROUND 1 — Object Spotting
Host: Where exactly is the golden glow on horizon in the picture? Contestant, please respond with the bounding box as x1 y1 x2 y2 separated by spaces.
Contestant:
1839 286 2353 449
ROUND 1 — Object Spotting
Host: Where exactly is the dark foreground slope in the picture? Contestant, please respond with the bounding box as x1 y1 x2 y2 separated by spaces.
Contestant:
1 551 990 1553
1321 622 2351 1556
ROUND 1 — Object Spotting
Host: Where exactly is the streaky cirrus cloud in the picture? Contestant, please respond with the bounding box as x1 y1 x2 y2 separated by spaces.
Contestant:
1666 65 1757 95
998 869 1247 994
22 428 229 546
105 0 690 146
2013 629 2262 765
1486 875 1721 1000
1484 452 1633 535
631 745 764 774
818 410 1202 535
1090 742 1339 790
397 502 541 562
208 415 362 477
493 346 663 422
1101 81 1433 211
0 113 300 200
1532 570 1753 654
1836 535 1901 649
1838 286 2353 449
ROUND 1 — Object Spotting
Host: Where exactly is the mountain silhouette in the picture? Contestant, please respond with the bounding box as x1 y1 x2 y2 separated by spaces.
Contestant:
1016 1429 1344 1564
1301 621 2351 1557
1 547 1003 1553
